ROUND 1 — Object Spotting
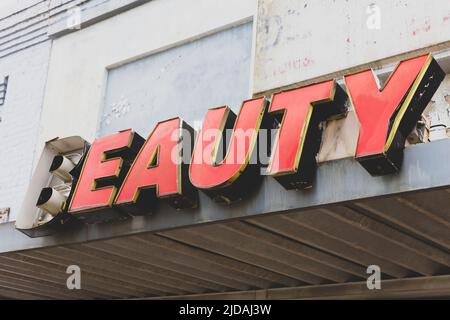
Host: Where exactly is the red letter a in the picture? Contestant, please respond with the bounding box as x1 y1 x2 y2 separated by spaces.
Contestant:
115 118 197 215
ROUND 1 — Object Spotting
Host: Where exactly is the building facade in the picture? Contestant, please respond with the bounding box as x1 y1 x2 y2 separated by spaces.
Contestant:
0 0 450 299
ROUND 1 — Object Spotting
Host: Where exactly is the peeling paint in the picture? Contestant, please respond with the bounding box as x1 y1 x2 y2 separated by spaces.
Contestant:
254 0 450 94
101 95 131 127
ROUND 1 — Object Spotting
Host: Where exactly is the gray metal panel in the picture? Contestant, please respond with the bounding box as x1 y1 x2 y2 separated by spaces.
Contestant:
99 22 253 137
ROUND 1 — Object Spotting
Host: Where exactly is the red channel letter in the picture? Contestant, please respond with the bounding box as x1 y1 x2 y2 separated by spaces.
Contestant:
69 130 139 213
189 98 266 203
115 118 197 214
267 80 347 189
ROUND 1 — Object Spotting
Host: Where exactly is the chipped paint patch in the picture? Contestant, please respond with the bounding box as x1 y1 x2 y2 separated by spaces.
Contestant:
101 95 131 127
254 0 450 94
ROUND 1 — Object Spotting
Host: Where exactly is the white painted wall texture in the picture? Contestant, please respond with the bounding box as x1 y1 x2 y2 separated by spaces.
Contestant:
0 42 51 220
0 0 96 220
0 0 41 18
254 0 450 93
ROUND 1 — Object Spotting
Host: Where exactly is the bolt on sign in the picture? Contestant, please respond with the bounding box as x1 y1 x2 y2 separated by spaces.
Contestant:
16 54 445 237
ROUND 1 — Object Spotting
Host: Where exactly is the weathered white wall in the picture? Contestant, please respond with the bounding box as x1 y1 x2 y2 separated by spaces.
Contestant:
0 0 121 221
253 0 450 164
0 0 76 221
254 0 450 93
0 42 51 220
38 0 257 149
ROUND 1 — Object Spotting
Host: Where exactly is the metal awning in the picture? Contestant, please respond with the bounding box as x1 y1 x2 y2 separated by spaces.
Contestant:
1 139 450 299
